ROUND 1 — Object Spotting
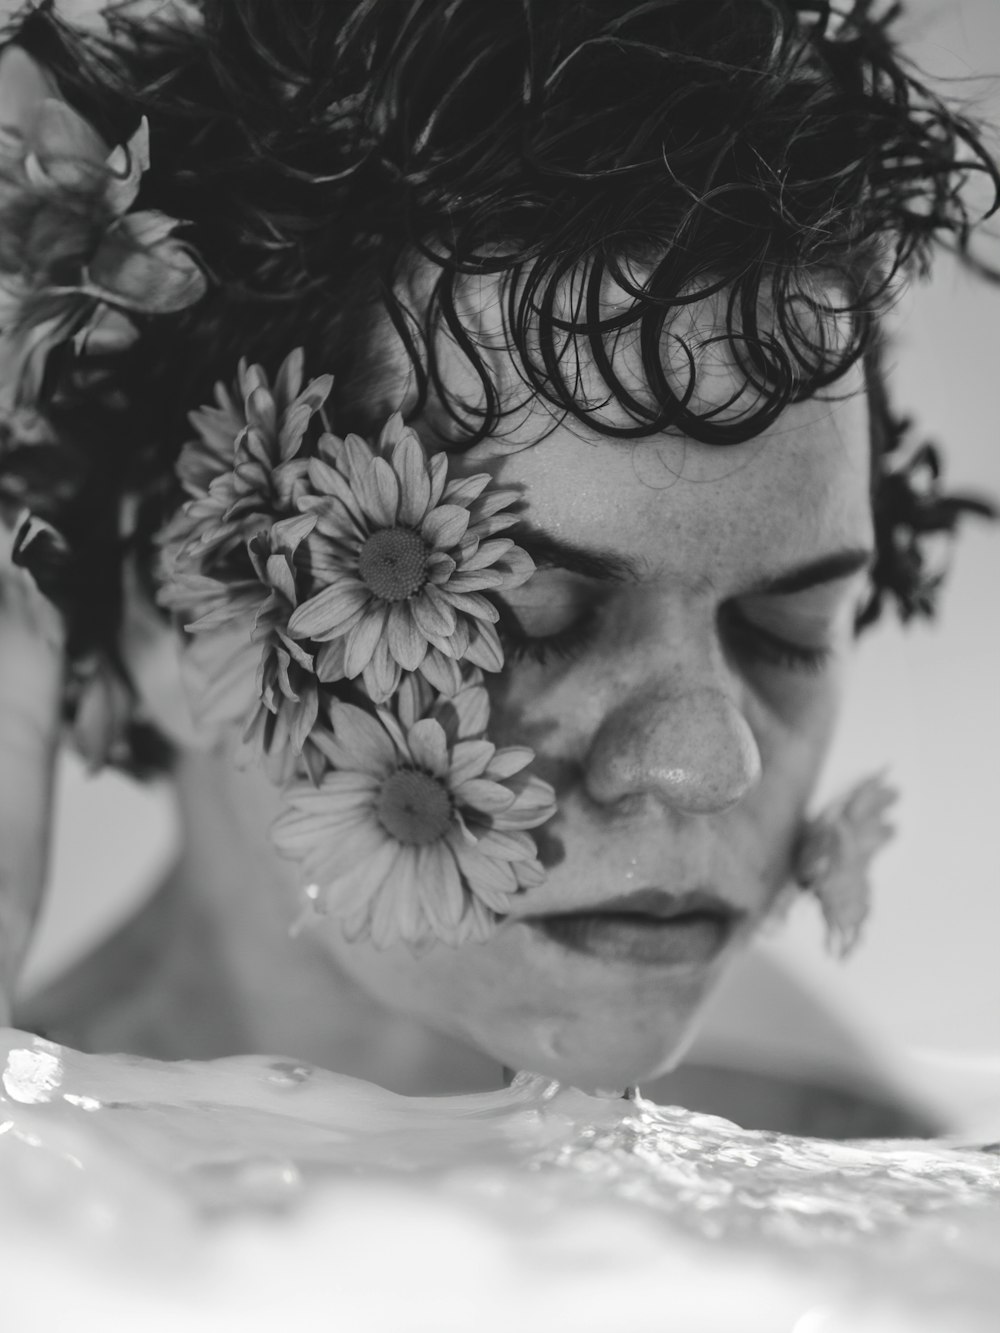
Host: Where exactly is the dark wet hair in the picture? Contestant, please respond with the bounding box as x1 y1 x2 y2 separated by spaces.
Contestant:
3 0 997 769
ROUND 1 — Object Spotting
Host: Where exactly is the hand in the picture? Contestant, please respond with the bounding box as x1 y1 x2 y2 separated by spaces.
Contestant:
0 526 65 1024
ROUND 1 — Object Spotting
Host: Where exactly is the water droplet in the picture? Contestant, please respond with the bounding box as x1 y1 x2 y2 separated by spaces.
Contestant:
2 1046 63 1103
266 1061 314 1089
63 1093 101 1112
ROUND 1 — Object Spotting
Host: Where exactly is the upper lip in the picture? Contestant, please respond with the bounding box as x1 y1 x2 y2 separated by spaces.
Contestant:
526 887 742 922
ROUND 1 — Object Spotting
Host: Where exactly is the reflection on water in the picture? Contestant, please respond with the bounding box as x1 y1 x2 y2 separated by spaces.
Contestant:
1 1030 998 1332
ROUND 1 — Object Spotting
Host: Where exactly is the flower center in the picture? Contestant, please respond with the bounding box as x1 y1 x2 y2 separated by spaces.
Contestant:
357 527 429 602
376 769 453 845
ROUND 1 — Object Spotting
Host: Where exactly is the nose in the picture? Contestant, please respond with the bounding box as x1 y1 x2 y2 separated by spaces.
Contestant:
584 684 762 816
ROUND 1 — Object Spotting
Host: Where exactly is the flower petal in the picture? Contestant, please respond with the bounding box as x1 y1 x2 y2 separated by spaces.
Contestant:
328 702 399 777
461 537 513 570
86 220 207 314
463 620 505 672
288 685 320 754
486 747 535 780
338 432 376 492
0 47 57 138
315 638 347 682
453 778 517 815
417 648 463 696
418 843 466 933
104 117 149 213
443 568 509 592
388 850 425 944
421 504 471 550
406 718 450 778
33 97 108 184
392 431 433 525
491 775 558 829
427 452 449 508
447 739 494 787
436 588 498 623
267 348 302 409
356 456 400 528
411 590 456 640
451 840 518 912
361 635 402 703
73 304 137 356
442 473 491 507
288 580 370 640
475 827 538 862
471 488 521 521
385 601 427 673
344 602 390 677
445 684 490 739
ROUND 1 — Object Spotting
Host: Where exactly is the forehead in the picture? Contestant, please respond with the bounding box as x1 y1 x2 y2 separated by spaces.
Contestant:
471 376 873 587
380 266 873 576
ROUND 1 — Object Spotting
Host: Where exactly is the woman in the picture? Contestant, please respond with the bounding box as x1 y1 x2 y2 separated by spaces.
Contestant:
0 0 993 1108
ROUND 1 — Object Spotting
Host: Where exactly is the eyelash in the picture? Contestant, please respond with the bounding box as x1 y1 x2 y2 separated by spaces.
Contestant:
723 607 833 675
497 600 833 675
496 602 600 666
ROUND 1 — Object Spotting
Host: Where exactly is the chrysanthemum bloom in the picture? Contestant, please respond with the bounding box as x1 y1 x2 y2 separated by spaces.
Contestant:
287 414 534 703
0 46 205 407
161 349 333 568
161 511 334 780
273 676 557 950
795 772 899 959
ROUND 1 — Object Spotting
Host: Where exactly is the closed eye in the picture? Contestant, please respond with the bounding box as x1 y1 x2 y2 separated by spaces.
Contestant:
494 566 608 666
721 602 834 675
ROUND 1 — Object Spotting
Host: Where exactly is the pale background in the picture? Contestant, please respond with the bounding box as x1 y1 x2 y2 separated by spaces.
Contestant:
16 0 1000 1131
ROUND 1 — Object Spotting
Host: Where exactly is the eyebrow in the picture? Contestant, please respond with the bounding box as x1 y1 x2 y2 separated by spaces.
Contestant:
746 548 875 596
511 522 873 595
509 523 639 582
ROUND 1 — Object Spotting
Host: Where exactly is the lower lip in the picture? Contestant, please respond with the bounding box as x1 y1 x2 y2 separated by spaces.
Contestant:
526 912 732 967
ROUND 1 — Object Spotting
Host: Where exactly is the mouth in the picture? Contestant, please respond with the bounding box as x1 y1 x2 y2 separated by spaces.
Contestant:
521 888 744 968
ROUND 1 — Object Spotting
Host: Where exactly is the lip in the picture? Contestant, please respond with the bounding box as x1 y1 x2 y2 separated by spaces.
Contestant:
565 886 738 920
522 887 742 968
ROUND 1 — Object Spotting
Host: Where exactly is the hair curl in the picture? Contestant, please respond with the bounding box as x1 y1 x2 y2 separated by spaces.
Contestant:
2 0 997 771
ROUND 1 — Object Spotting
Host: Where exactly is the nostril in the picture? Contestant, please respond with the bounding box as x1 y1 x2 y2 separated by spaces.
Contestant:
584 687 761 815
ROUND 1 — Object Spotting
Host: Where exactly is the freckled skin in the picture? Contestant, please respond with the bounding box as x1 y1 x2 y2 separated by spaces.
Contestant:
301 309 874 1089
79 278 874 1092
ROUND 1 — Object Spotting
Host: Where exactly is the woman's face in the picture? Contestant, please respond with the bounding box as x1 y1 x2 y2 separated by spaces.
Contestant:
295 288 875 1090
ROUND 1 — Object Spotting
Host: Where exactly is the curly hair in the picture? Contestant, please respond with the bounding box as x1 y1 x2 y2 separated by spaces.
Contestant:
2 0 997 770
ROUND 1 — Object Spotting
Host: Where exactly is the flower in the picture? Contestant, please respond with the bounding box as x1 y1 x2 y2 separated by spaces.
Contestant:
0 45 206 407
160 349 333 568
161 510 333 779
156 368 559 946
273 675 557 950
795 771 899 959
287 413 534 703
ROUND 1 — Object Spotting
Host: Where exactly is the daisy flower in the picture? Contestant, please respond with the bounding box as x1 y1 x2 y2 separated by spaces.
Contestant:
273 676 556 950
287 413 534 703
160 349 333 568
0 46 205 407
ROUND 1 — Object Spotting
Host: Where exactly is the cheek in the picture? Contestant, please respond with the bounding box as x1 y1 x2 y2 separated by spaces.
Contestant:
317 927 466 1023
741 663 847 874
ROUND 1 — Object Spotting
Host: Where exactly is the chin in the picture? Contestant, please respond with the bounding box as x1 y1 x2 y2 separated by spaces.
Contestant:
462 987 711 1093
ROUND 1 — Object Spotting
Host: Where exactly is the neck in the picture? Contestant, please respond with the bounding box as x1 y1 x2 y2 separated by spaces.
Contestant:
156 745 503 1095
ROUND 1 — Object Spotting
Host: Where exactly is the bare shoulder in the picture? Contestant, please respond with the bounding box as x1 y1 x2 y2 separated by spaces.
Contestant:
13 873 249 1060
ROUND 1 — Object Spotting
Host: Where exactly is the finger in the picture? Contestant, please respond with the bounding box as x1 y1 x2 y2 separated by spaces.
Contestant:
0 559 65 1022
